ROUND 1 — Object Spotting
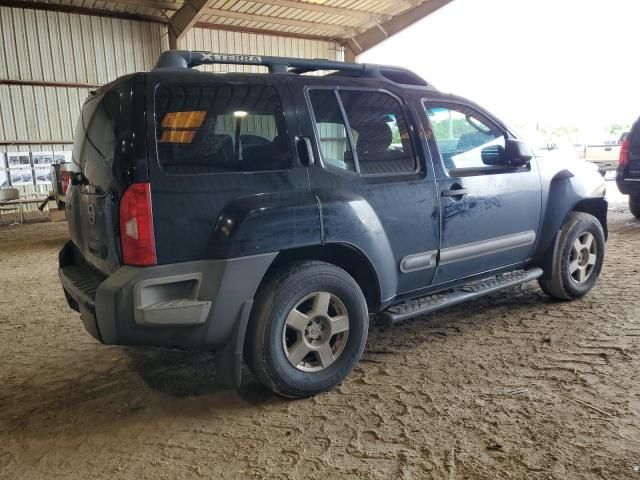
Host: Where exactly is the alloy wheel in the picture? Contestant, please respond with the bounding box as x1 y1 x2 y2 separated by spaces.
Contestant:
282 291 350 372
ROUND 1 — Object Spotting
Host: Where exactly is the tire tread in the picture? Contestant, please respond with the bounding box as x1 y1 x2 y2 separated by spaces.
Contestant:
538 211 604 300
245 260 368 398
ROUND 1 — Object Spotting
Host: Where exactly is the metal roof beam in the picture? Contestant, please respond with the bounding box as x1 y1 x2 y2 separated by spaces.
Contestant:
108 0 392 23
0 0 168 23
347 0 455 55
193 21 337 42
93 0 180 11
168 0 215 49
204 7 357 35
242 0 388 22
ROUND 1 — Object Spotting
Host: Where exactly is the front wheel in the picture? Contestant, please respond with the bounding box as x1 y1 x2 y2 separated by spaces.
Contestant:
629 195 640 219
245 261 369 398
538 212 605 300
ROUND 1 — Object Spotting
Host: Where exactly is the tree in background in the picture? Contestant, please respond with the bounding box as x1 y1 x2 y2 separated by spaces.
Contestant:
608 123 630 138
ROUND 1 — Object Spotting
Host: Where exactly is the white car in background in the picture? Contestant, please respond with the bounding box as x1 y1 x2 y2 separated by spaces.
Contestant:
583 133 629 173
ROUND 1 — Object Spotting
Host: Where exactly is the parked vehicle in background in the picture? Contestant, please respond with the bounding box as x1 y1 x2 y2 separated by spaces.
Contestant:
573 143 587 159
532 138 580 162
58 52 608 398
584 132 629 174
50 162 72 209
616 117 640 218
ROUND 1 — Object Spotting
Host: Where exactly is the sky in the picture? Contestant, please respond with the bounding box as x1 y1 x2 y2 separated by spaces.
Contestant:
361 0 639 141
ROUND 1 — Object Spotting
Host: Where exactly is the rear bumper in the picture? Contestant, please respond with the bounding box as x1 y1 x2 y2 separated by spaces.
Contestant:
591 161 618 172
58 241 276 350
616 175 640 196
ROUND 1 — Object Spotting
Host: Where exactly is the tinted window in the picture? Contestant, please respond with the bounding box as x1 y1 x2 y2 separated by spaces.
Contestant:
630 121 640 154
308 90 355 172
308 89 417 175
425 104 505 171
339 90 416 175
72 90 120 193
155 84 291 173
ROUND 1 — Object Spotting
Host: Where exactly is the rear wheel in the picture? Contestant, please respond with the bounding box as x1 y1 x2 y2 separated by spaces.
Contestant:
245 261 369 398
629 195 640 219
538 212 605 300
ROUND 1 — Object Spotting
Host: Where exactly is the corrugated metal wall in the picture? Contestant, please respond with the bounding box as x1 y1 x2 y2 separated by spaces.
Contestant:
0 6 167 192
0 5 344 193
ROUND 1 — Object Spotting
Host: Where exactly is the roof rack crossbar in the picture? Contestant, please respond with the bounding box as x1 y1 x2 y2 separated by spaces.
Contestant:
153 51 429 87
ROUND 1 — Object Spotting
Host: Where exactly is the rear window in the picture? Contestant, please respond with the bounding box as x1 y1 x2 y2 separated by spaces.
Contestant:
630 121 640 154
155 84 292 174
72 90 120 193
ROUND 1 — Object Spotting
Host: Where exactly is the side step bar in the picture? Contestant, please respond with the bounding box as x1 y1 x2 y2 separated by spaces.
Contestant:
379 268 543 325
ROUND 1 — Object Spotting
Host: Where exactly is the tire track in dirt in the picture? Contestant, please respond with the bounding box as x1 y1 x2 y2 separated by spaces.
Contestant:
0 209 639 479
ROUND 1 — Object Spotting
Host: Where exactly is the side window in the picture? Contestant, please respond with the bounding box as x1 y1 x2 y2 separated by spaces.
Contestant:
339 90 416 175
155 84 291 173
308 90 356 172
308 88 417 175
425 104 505 172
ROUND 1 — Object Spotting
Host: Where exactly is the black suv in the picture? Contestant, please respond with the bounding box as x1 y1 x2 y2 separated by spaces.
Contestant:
616 116 640 218
59 51 608 398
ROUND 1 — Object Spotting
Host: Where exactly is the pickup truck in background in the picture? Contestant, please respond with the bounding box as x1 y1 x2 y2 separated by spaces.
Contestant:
584 132 629 173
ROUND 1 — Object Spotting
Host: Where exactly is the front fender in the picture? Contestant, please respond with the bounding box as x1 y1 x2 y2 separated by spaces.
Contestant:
535 157 607 267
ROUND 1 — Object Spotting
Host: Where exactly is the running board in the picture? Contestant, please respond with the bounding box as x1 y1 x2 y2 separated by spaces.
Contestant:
379 268 544 325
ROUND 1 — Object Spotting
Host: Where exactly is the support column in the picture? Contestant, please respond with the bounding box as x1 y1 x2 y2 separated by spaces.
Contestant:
167 0 214 49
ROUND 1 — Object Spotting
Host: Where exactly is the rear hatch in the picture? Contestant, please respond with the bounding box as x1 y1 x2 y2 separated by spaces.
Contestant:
66 88 128 275
624 122 640 178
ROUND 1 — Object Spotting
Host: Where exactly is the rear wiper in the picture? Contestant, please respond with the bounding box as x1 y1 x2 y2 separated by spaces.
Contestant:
70 171 90 186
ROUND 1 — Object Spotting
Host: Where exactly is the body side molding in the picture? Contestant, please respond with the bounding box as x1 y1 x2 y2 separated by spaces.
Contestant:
440 231 536 266
400 250 438 273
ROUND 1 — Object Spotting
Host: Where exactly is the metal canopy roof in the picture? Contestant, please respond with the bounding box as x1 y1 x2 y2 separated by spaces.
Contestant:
0 0 454 57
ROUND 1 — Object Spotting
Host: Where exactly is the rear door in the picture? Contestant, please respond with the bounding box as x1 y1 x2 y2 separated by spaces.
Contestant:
289 76 441 302
67 89 124 275
421 101 542 285
147 76 318 263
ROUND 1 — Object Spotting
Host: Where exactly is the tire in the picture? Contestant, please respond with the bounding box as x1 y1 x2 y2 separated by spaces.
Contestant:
629 195 640 219
245 261 369 398
538 212 605 300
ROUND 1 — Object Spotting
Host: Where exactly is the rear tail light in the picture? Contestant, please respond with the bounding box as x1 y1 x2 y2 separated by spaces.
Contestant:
119 182 157 266
619 138 630 168
60 170 71 194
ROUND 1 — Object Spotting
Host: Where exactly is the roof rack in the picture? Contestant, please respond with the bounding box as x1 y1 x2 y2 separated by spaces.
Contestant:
153 50 429 87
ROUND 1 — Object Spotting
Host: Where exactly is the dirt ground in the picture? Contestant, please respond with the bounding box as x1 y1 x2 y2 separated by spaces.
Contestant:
1 201 639 480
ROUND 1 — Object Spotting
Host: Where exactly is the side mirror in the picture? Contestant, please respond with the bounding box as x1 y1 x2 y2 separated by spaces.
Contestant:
481 139 533 167
504 139 533 166
480 145 504 166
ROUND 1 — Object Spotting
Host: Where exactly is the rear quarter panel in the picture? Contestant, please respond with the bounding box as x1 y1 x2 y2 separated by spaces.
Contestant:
146 72 321 263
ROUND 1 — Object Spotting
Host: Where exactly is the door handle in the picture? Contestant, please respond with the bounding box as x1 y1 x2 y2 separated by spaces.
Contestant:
441 187 469 198
296 136 315 166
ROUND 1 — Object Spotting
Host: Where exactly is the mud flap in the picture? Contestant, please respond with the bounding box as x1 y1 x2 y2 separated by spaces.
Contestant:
213 300 253 388
541 230 562 280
